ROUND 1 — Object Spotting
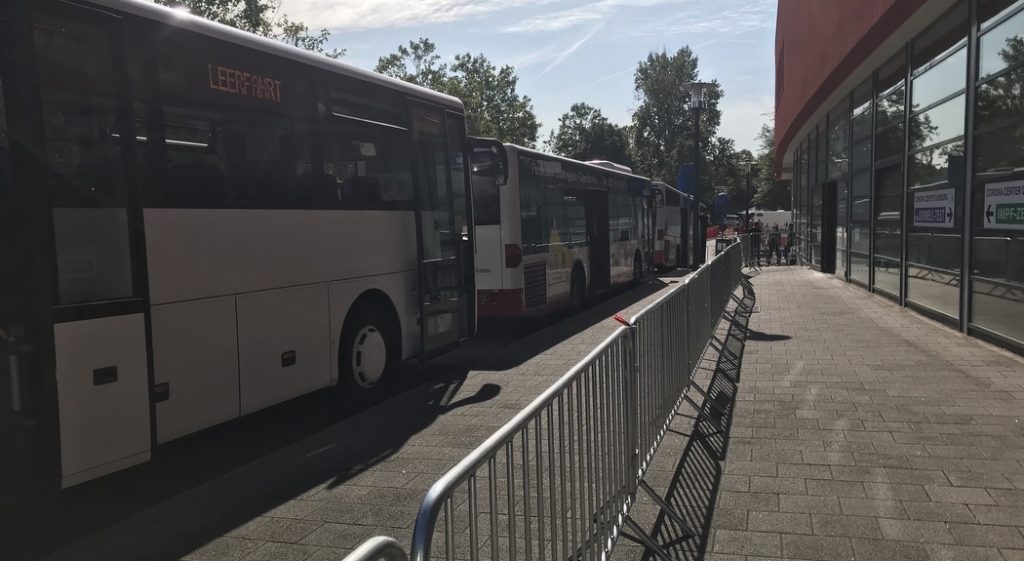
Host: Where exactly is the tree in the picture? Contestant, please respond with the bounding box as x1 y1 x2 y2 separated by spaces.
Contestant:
376 39 541 146
375 38 450 90
546 103 632 166
630 47 723 198
752 122 791 211
276 16 345 59
156 0 344 58
702 136 756 215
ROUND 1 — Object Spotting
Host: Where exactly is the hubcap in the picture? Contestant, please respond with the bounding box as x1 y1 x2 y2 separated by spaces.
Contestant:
351 325 387 389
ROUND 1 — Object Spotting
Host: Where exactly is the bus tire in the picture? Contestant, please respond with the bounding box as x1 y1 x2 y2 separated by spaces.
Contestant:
569 265 586 312
338 300 398 405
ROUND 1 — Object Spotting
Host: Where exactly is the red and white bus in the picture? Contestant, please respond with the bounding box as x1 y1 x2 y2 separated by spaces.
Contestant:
651 181 685 271
0 0 474 495
471 140 652 317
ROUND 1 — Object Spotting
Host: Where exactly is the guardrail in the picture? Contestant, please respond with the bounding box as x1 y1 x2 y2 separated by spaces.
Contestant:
345 242 747 561
343 536 410 561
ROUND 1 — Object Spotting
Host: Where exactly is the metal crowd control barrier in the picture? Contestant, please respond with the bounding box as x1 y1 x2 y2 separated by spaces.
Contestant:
343 537 410 561
346 242 747 561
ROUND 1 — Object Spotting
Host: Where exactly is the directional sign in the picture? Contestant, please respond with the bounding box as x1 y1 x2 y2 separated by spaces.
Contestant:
912 188 955 228
984 180 1024 230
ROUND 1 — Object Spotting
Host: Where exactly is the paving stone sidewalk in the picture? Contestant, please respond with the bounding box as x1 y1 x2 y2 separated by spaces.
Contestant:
37 276 683 561
618 267 1024 561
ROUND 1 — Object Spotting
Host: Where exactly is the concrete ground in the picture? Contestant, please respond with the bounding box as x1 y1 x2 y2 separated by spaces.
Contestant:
12 274 685 561
617 266 1024 561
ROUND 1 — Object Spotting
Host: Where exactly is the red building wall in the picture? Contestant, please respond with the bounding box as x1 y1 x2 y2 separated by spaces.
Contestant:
774 0 928 170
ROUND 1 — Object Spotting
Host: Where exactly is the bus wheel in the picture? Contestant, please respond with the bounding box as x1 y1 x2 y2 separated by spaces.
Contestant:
569 266 586 312
339 304 395 404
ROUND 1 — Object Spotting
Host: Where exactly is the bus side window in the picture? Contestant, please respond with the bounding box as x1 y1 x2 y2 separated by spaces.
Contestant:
321 120 414 210
32 10 135 304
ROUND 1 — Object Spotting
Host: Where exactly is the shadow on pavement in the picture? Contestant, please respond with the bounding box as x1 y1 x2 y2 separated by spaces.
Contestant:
621 278 755 561
2 276 672 561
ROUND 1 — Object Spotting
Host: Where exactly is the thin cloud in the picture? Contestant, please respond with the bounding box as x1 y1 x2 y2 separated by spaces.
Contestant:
539 18 609 76
278 0 556 31
504 0 684 34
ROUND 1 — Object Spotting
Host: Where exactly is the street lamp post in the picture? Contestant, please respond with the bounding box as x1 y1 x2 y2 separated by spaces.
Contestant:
682 81 711 267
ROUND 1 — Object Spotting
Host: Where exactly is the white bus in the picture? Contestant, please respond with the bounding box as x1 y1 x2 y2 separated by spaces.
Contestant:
0 0 474 495
471 140 652 318
651 181 685 271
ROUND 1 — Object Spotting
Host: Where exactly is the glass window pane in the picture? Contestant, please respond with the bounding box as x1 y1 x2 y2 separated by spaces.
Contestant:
876 85 906 132
910 94 966 150
910 140 965 189
911 48 967 110
975 122 1024 178
874 256 901 295
976 67 1024 133
850 252 870 284
979 3 1024 79
53 207 134 304
971 235 1024 342
874 165 902 260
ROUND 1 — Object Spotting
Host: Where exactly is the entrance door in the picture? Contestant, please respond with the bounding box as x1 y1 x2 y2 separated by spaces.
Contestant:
586 190 610 292
822 180 838 274
31 1 152 487
411 102 461 354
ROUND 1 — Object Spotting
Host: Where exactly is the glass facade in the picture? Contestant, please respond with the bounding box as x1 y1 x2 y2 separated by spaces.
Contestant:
972 0 1024 344
906 4 968 318
787 0 1024 352
850 79 873 285
829 102 850 278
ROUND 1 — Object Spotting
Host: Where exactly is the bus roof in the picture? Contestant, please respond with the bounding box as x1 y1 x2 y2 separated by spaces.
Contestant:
503 143 651 182
91 0 464 111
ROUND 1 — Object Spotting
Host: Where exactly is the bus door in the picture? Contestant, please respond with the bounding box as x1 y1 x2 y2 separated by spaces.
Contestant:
0 0 51 499
445 112 475 339
31 1 152 488
586 190 610 292
411 102 463 354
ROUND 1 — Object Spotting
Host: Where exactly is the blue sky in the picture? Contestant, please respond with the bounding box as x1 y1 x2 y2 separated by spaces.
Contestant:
279 0 777 153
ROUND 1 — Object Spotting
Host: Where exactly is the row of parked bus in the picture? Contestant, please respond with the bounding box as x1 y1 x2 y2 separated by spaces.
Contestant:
469 142 694 319
0 0 697 497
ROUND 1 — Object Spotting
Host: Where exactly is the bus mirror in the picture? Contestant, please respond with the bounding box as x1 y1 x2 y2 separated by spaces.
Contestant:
470 139 508 186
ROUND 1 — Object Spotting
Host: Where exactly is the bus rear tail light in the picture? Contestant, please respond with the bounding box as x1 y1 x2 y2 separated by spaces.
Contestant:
505 244 523 268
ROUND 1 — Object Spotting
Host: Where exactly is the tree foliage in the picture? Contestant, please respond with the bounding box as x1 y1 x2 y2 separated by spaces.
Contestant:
752 122 791 211
156 0 344 58
630 47 723 197
704 136 755 213
546 103 632 167
376 39 541 146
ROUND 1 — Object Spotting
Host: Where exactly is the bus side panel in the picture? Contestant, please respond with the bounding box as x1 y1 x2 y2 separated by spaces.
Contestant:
328 270 419 369
238 285 331 415
143 209 418 305
53 314 151 488
474 225 503 290
501 148 524 292
152 296 239 444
